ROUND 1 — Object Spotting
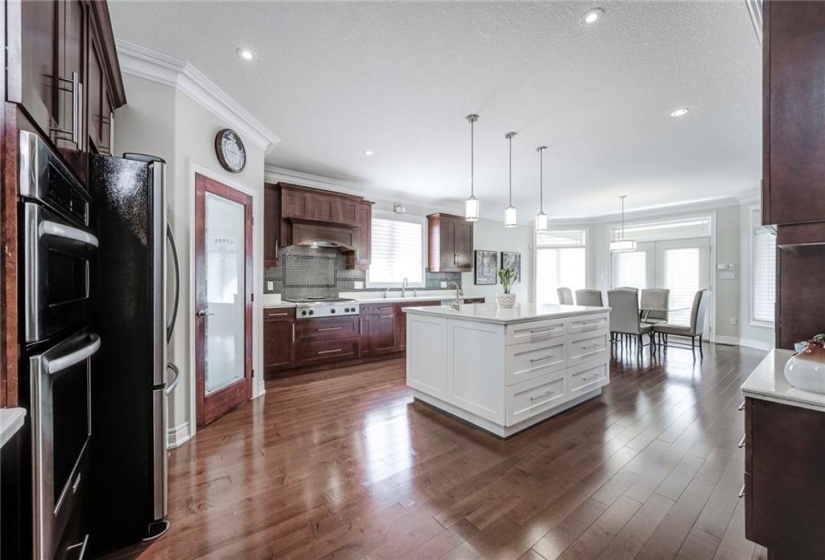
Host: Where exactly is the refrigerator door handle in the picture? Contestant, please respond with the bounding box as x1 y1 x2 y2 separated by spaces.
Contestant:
165 363 180 396
166 224 180 344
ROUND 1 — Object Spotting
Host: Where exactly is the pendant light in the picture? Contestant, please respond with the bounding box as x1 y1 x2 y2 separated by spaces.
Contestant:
609 195 637 252
464 114 480 221
504 132 518 228
535 146 548 232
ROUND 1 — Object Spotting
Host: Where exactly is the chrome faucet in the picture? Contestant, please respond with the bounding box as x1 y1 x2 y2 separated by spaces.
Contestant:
384 287 391 298
402 277 409 298
446 281 461 310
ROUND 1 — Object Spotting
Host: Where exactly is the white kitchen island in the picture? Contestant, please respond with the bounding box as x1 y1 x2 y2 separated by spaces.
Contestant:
403 303 611 437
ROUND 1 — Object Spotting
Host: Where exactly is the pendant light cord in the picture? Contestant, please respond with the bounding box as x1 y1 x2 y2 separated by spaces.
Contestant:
508 134 513 205
470 118 474 197
620 195 625 241
539 149 544 212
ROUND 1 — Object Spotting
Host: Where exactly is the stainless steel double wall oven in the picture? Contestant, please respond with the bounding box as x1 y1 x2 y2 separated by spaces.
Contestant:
20 130 99 560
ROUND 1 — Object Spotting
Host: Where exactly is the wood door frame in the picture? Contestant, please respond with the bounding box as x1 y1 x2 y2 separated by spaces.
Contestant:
194 172 254 428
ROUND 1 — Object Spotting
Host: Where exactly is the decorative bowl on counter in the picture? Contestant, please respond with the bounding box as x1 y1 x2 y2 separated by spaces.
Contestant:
784 346 825 395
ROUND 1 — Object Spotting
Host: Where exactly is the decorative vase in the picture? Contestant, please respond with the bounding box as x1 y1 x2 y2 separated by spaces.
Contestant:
784 346 825 395
496 293 516 309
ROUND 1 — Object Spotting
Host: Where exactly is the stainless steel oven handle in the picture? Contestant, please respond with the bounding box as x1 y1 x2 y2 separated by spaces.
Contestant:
66 534 89 559
47 334 100 375
40 220 99 248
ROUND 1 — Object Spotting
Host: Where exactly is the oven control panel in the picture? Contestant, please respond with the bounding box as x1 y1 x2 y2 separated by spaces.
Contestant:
298 303 360 319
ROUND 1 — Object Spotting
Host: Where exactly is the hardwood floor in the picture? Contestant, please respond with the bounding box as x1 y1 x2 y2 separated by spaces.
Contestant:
112 343 770 560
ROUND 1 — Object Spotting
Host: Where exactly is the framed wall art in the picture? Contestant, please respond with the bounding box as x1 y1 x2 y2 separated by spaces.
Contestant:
501 251 521 283
474 250 498 285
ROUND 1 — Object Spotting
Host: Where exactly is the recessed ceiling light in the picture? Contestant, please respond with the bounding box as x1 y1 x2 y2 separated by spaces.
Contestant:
237 48 255 61
581 8 604 25
670 108 689 117
364 149 375 156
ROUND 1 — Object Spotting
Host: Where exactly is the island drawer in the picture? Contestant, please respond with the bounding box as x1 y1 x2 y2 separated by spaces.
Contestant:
506 318 566 346
568 330 609 367
568 314 609 334
505 338 567 386
506 371 567 426
568 361 609 397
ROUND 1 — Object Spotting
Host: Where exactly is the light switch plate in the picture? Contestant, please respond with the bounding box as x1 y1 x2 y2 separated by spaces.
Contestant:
440 281 448 288
354 281 364 290
266 281 274 291
720 271 736 280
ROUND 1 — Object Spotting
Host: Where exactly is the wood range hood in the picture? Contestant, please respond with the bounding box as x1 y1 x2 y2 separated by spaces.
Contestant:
287 217 360 252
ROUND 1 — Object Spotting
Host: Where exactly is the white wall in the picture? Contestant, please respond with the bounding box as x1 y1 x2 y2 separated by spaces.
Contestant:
115 74 267 446
461 220 533 303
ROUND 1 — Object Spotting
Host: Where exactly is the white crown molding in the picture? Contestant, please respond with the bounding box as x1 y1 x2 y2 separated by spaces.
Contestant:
116 39 280 152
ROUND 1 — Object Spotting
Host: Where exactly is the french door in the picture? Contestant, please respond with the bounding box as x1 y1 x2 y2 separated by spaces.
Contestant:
611 237 711 331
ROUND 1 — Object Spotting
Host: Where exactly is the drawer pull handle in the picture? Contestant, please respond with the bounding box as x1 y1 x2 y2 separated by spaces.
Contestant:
267 312 289 318
291 323 295 343
317 327 342 332
317 348 343 355
530 327 560 334
377 315 394 319
582 373 601 381
530 355 552 363
738 484 745 499
737 434 746 449
530 390 555 401
581 320 602 325
377 306 394 311
738 401 746 411
582 343 600 350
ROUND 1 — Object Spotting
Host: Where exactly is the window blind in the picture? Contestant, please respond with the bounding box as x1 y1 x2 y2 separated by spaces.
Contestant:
610 218 711 243
751 207 775 324
662 247 701 325
613 251 647 290
368 217 424 286
535 247 586 305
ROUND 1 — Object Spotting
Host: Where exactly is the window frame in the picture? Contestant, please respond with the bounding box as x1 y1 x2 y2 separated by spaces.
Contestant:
749 205 776 327
365 210 427 289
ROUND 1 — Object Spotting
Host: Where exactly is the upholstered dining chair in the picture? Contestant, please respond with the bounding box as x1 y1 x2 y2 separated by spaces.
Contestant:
653 289 711 357
575 289 603 307
607 289 653 351
557 287 574 305
641 288 670 325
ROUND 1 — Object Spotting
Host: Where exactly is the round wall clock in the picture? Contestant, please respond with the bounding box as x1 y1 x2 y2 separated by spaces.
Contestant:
214 128 246 173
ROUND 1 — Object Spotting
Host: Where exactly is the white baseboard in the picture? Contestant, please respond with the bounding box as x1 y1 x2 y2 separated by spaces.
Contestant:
714 335 774 351
256 379 266 398
168 421 193 449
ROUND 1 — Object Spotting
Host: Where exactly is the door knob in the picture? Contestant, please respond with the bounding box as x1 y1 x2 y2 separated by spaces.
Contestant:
196 309 214 318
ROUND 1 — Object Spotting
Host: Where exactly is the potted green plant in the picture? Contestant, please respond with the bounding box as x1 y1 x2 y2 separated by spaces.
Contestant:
496 266 517 309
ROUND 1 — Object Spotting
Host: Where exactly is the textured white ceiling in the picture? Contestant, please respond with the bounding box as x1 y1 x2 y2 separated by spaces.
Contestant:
109 1 761 220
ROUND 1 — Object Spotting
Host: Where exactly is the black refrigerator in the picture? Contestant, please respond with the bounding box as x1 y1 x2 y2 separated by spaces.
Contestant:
88 152 180 555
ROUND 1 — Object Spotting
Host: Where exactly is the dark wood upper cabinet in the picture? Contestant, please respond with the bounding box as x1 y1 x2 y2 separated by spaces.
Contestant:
427 213 474 272
17 0 58 137
264 182 373 270
763 0 825 227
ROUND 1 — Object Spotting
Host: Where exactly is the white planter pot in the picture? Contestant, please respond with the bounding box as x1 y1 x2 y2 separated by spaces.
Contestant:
784 347 825 395
496 293 517 309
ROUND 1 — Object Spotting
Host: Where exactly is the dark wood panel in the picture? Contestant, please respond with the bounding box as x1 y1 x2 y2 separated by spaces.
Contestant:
296 316 359 341
263 318 295 372
263 183 281 267
428 213 473 272
764 0 825 226
103 344 769 560
747 397 825 557
295 338 360 366
776 244 825 348
363 313 396 356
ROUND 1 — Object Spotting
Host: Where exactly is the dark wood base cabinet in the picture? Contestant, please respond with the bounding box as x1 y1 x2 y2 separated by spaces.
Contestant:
264 298 484 378
745 397 825 558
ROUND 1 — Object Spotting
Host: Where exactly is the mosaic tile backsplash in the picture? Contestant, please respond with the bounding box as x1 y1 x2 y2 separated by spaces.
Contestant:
263 246 461 298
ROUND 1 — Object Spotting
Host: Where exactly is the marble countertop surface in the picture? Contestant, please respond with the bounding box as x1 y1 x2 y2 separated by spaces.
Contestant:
741 349 825 412
402 302 610 324
0 408 26 448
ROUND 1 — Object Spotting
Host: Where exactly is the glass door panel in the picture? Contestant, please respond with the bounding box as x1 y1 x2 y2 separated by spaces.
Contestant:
655 238 711 330
204 192 246 394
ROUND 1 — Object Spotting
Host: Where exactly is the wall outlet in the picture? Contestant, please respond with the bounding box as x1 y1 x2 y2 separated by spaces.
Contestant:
729 317 738 326
440 281 448 288
266 281 274 291
354 281 364 290
720 271 736 280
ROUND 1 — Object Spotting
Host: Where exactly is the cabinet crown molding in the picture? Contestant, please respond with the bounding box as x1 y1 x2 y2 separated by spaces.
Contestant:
115 39 280 152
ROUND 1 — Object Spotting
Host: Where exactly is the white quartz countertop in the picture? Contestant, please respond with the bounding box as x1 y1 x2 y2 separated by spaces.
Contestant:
262 292 485 308
402 302 610 324
0 408 26 448
741 349 825 412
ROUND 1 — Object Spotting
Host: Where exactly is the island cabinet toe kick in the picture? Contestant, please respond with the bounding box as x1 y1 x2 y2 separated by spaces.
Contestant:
404 306 610 438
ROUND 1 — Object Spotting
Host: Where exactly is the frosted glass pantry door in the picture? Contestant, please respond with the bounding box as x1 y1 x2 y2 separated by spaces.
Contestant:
204 192 246 394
